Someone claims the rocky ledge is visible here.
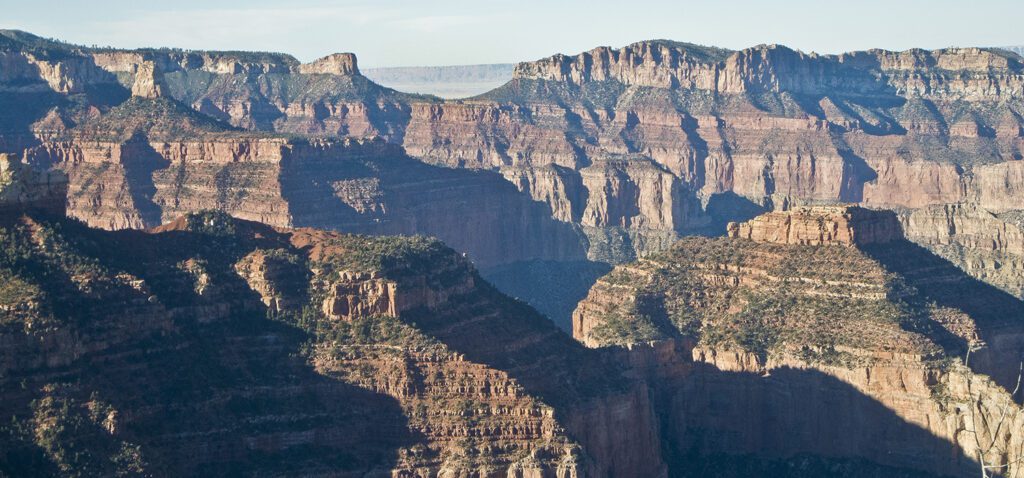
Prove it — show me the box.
[726,205,902,246]
[297,52,360,76]
[513,40,1024,99]
[0,208,664,477]
[573,206,1024,477]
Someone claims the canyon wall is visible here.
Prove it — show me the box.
[0,210,665,476]
[573,207,1024,477]
[0,152,66,214]
[726,205,902,246]
[7,30,1024,339]
[6,30,1024,281]
[21,135,587,269]
[393,40,1024,265]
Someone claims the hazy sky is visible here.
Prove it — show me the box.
[1,0,1022,68]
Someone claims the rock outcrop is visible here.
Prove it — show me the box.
[726,205,902,246]
[902,203,1024,297]
[129,61,167,98]
[0,211,664,477]
[298,52,359,76]
[0,153,66,214]
[573,207,1024,476]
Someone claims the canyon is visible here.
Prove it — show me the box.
[5,31,1024,319]
[0,170,660,476]
[2,160,1017,476]
[3,28,1024,477]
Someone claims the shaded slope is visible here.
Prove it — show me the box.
[573,207,1024,477]
[0,210,660,476]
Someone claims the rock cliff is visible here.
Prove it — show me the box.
[6,30,1024,276]
[0,153,66,215]
[0,210,665,477]
[726,205,902,246]
[297,52,359,76]
[573,207,1024,476]
[397,41,1024,298]
[18,99,587,268]
[6,29,1024,351]
[393,40,1024,267]
[902,203,1024,297]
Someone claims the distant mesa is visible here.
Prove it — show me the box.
[1001,45,1024,57]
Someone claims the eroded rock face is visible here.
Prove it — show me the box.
[573,209,1024,476]
[23,136,588,268]
[514,42,1024,99]
[7,31,1024,279]
[129,61,167,99]
[0,212,666,476]
[902,203,1024,298]
[394,41,1024,263]
[726,205,902,246]
[0,153,67,214]
[298,53,359,76]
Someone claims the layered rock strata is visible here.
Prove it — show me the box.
[22,129,587,269]
[8,29,1024,328]
[6,31,1024,266]
[727,205,902,246]
[0,210,663,477]
[394,41,1024,262]
[0,152,66,214]
[902,203,1024,297]
[573,207,1024,477]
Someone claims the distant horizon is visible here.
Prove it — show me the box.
[6,27,1024,71]
[1,0,1022,68]
[6,28,1024,70]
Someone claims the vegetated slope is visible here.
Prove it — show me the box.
[574,206,1024,477]
[1,159,1013,476]
[0,208,671,476]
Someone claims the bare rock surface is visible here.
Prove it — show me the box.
[726,205,902,246]
[574,207,1024,476]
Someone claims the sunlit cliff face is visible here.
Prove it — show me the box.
[2,29,1024,477]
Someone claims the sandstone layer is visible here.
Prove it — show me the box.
[0,209,665,477]
[6,30,1024,293]
[573,207,1024,477]
[726,205,901,246]
[21,126,587,269]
